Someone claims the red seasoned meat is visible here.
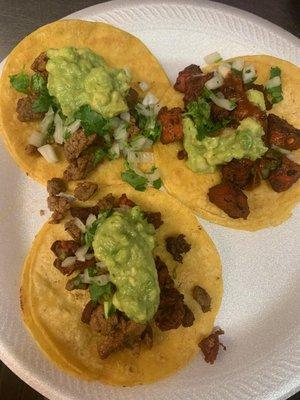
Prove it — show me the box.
[174,64,203,93]
[117,193,136,207]
[165,234,191,263]
[143,211,163,229]
[267,114,300,151]
[221,158,255,189]
[158,106,184,144]
[268,156,300,192]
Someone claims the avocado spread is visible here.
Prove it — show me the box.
[183,116,268,173]
[46,47,130,118]
[92,206,160,324]
[246,89,266,111]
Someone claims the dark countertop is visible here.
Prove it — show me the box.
[0,1,299,399]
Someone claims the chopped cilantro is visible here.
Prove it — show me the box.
[32,91,56,113]
[94,148,108,165]
[270,67,281,79]
[74,105,110,136]
[152,177,162,189]
[121,168,148,191]
[89,281,113,304]
[84,210,112,248]
[31,73,47,93]
[9,71,30,94]
[136,112,161,142]
[266,67,283,104]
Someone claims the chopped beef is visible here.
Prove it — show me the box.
[90,304,119,334]
[255,149,282,180]
[16,94,44,122]
[268,156,300,192]
[192,286,211,313]
[174,64,203,93]
[31,52,48,79]
[155,287,185,331]
[54,256,95,276]
[199,329,226,364]
[47,178,66,196]
[141,324,153,349]
[81,300,97,324]
[183,72,214,105]
[220,73,245,101]
[143,211,163,229]
[65,276,88,291]
[51,240,80,258]
[63,150,96,181]
[117,193,136,207]
[177,149,187,160]
[182,304,195,327]
[47,195,70,223]
[208,182,250,219]
[165,234,191,263]
[266,114,300,151]
[97,193,115,210]
[127,115,140,137]
[158,106,184,144]
[210,103,231,122]
[221,158,255,189]
[155,256,174,289]
[74,181,98,201]
[25,144,39,155]
[245,83,272,110]
[70,205,100,223]
[64,219,82,242]
[64,129,97,162]
[126,87,139,110]
[233,97,266,127]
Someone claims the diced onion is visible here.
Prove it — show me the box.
[58,192,76,202]
[204,51,222,65]
[74,217,86,233]
[75,244,89,262]
[266,76,281,89]
[137,152,154,163]
[123,67,131,78]
[120,112,131,122]
[109,142,120,159]
[231,59,244,71]
[131,136,153,151]
[61,256,76,268]
[40,106,54,134]
[53,113,64,144]
[85,253,94,260]
[139,81,149,91]
[110,117,122,129]
[242,64,256,84]
[210,93,236,111]
[114,124,128,142]
[205,74,224,90]
[142,92,159,106]
[123,147,138,164]
[135,103,153,117]
[65,119,81,135]
[96,261,107,270]
[28,131,45,147]
[37,144,58,163]
[147,168,160,183]
[271,144,291,155]
[86,214,97,227]
[92,274,110,285]
[218,63,231,78]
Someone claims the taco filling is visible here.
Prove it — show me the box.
[158,56,300,220]
[9,47,163,190]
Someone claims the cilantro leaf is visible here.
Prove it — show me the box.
[32,91,56,113]
[266,67,283,104]
[9,71,30,94]
[152,178,162,189]
[74,105,110,136]
[121,168,148,191]
[270,67,281,79]
[94,148,108,165]
[89,281,113,304]
[31,73,47,93]
[84,210,112,248]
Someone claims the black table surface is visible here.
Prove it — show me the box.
[0,0,299,399]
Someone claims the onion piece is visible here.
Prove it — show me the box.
[218,63,231,78]
[135,103,154,117]
[109,142,120,159]
[130,136,153,151]
[28,131,45,147]
[86,214,97,227]
[53,113,64,144]
[204,51,222,65]
[124,147,138,164]
[114,123,128,142]
[205,74,224,90]
[271,144,291,155]
[61,256,76,268]
[242,64,256,84]
[231,59,244,71]
[139,81,149,91]
[120,112,130,122]
[37,144,58,163]
[96,261,108,270]
[85,253,94,260]
[208,91,236,111]
[58,192,76,202]
[142,92,159,106]
[147,168,160,183]
[266,76,281,89]
[137,152,154,163]
[74,217,86,233]
[40,106,54,134]
[92,274,110,285]
[75,244,89,262]
[65,119,81,135]
[110,117,122,129]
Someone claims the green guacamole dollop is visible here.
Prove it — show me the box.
[92,206,160,324]
[183,117,268,173]
[46,47,130,118]
[246,89,266,111]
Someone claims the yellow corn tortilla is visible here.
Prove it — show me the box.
[0,19,171,186]
[20,184,222,386]
[154,55,300,230]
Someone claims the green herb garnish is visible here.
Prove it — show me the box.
[74,105,110,136]
[121,168,148,191]
[9,71,30,94]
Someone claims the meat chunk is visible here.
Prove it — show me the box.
[16,94,44,122]
[192,286,211,313]
[54,257,95,276]
[221,158,255,189]
[174,64,203,93]
[31,52,48,79]
[81,300,97,324]
[143,211,163,229]
[233,98,266,127]
[97,193,115,211]
[126,87,139,110]
[183,72,213,105]
[65,275,88,291]
[25,144,39,155]
[177,149,187,160]
[158,106,184,144]
[199,329,226,364]
[64,129,97,162]
[74,181,98,201]
[90,304,119,335]
[155,256,174,290]
[63,150,96,181]
[268,156,300,192]
[70,205,100,223]
[51,240,80,259]
[208,182,250,219]
[117,193,136,208]
[220,73,245,101]
[127,115,140,137]
[141,324,153,349]
[64,219,82,242]
[165,234,191,263]
[47,178,66,196]
[182,304,195,327]
[210,103,231,122]
[155,287,185,331]
[47,195,71,223]
[267,114,300,151]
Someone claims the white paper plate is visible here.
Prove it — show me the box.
[0,1,299,399]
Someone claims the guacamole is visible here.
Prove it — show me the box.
[246,89,266,111]
[92,206,160,324]
[183,117,268,173]
[46,47,130,118]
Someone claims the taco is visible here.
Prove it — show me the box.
[20,185,223,385]
[154,55,300,230]
[0,20,171,190]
